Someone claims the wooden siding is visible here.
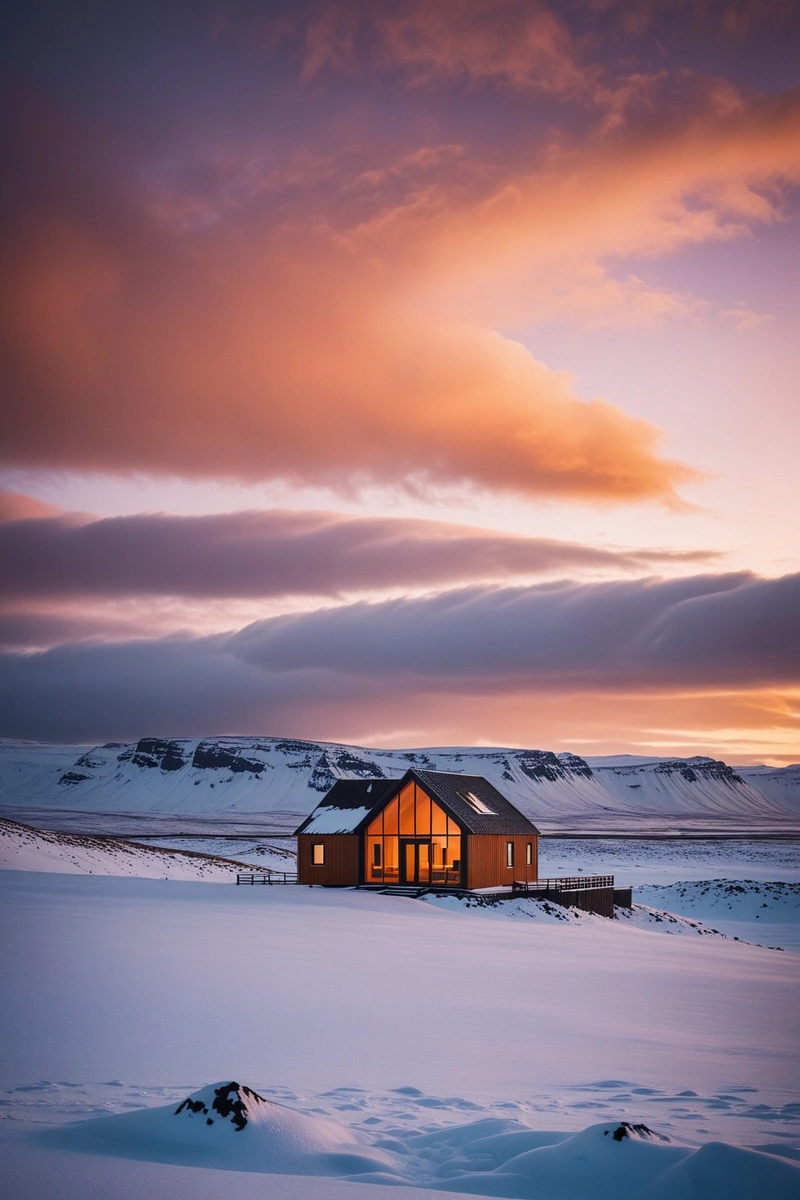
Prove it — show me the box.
[466,834,538,890]
[556,886,614,919]
[297,834,359,886]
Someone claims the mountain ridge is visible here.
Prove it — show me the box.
[0,735,797,833]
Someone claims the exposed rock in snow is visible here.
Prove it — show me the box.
[433,1117,800,1199]
[422,891,766,944]
[42,1087,800,1198]
[1,737,797,832]
[49,1080,399,1178]
[636,879,800,925]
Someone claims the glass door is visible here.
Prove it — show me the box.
[400,840,431,884]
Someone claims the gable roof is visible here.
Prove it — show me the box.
[295,778,397,834]
[412,770,539,835]
[295,770,539,836]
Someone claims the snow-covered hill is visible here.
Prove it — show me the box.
[0,736,797,833]
[581,754,798,820]
[737,762,800,810]
[0,817,265,879]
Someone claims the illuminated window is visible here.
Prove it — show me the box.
[367,811,382,837]
[506,841,514,868]
[312,843,325,866]
[364,786,464,886]
[399,783,415,834]
[383,796,399,835]
[526,843,532,865]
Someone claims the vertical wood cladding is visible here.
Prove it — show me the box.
[298,831,539,889]
[297,834,359,885]
[556,886,614,919]
[467,834,538,890]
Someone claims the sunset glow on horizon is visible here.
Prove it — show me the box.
[1,0,798,762]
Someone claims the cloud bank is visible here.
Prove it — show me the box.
[0,506,715,603]
[1,572,796,742]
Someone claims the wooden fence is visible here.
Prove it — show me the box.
[236,871,298,885]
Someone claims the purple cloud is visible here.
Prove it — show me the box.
[0,572,796,741]
[0,509,714,601]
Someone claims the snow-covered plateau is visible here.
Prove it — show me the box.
[1,735,798,833]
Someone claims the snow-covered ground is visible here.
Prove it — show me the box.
[424,890,777,944]
[538,835,800,885]
[2,742,799,1198]
[633,880,800,953]
[5,1080,795,1200]
[0,817,266,880]
[1,870,799,1198]
[139,835,297,870]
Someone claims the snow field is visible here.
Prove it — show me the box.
[538,836,800,885]
[21,1081,798,1199]
[2,819,799,1197]
[1,873,798,1143]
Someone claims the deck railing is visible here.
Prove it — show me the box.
[513,874,613,893]
[236,871,298,885]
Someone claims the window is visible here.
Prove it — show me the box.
[506,841,514,868]
[365,785,463,886]
[459,789,496,815]
[312,843,325,866]
[526,842,532,866]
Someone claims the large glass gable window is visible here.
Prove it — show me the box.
[366,783,462,886]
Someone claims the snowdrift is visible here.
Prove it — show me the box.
[44,1085,800,1199]
[0,736,797,831]
[434,1119,800,1199]
[45,1081,399,1179]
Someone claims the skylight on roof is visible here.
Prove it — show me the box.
[460,790,496,815]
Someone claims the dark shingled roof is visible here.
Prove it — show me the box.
[295,778,397,834]
[411,770,540,835]
[295,770,539,836]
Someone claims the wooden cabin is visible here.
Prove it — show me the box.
[295,769,539,890]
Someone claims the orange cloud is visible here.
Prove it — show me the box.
[0,96,695,503]
[401,88,800,329]
[0,490,61,522]
[2,79,799,501]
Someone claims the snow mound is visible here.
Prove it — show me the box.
[434,1118,800,1199]
[0,817,258,880]
[48,1080,399,1178]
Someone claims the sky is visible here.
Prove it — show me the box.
[0,0,798,762]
